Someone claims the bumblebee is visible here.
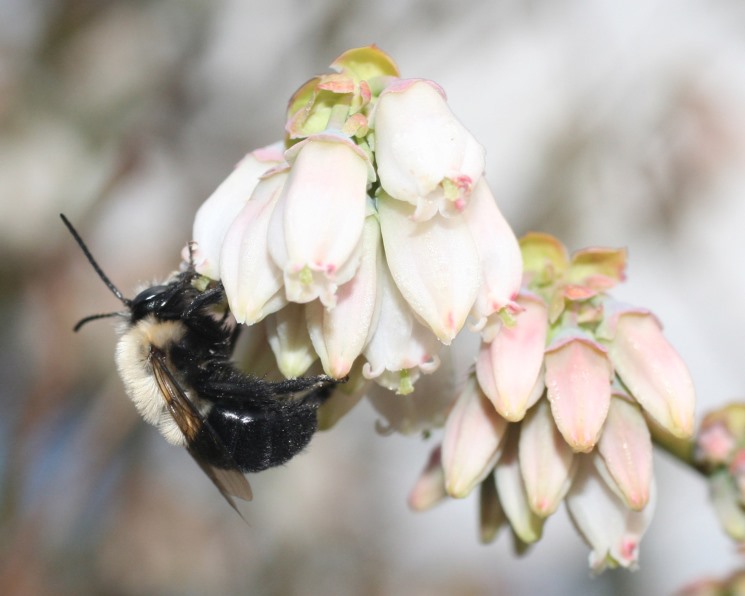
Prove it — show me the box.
[61,214,338,513]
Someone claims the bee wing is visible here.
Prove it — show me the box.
[150,350,253,514]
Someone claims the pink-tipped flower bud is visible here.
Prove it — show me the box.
[601,306,696,439]
[372,79,485,221]
[597,396,653,511]
[377,192,481,345]
[268,133,373,308]
[518,399,577,517]
[442,376,508,499]
[545,334,613,453]
[476,293,548,422]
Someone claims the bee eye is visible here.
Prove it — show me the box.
[132,285,169,305]
[130,285,170,318]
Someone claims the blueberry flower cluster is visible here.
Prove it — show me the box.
[190,46,697,571]
[191,46,521,397]
[409,234,696,571]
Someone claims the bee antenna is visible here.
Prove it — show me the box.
[60,214,131,307]
[73,311,125,332]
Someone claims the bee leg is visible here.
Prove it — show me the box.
[299,383,335,407]
[183,285,226,318]
[267,375,338,397]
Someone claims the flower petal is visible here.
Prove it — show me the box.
[463,179,522,329]
[372,79,485,220]
[268,134,370,307]
[476,294,548,421]
[597,397,652,511]
[378,192,481,344]
[362,258,441,394]
[545,336,613,453]
[604,309,695,439]
[518,399,577,517]
[408,444,447,512]
[366,349,456,435]
[494,428,545,544]
[442,376,508,498]
[306,214,382,378]
[566,455,656,572]
[220,168,287,325]
[265,302,317,378]
[192,143,284,279]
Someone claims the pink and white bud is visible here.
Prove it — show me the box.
[696,404,745,467]
[463,179,522,332]
[377,192,481,345]
[495,429,545,544]
[219,168,288,325]
[545,334,613,453]
[268,133,373,307]
[192,143,285,279]
[597,396,652,511]
[408,444,448,511]
[372,79,485,221]
[697,422,737,467]
[442,376,508,498]
[518,399,577,517]
[363,250,442,394]
[265,303,317,378]
[566,455,656,572]
[602,308,696,439]
[307,214,382,378]
[476,294,548,422]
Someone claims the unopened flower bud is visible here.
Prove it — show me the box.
[408,444,447,511]
[307,213,382,378]
[372,79,485,221]
[597,396,652,511]
[495,428,545,544]
[463,179,522,332]
[265,302,317,378]
[220,167,288,325]
[442,376,508,499]
[193,143,285,279]
[476,294,547,421]
[377,192,481,345]
[545,334,613,453]
[601,307,695,439]
[268,133,373,307]
[518,399,577,517]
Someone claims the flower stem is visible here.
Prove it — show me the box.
[327,102,351,132]
[648,417,704,475]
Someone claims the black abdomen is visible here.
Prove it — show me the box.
[193,398,322,473]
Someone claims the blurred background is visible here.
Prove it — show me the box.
[2,0,745,594]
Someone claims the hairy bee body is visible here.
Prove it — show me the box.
[115,269,335,474]
[61,214,338,509]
